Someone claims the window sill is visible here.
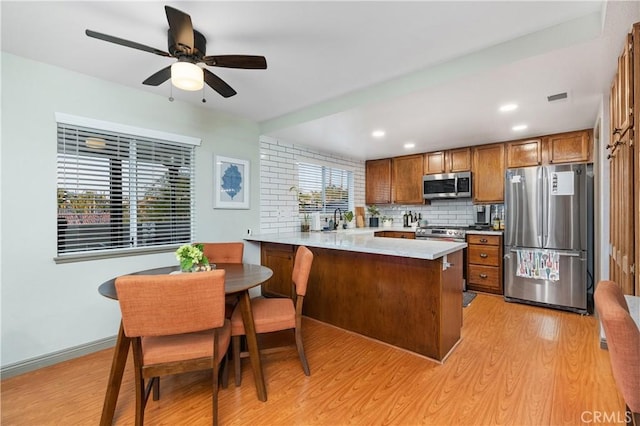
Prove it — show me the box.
[54,245,180,264]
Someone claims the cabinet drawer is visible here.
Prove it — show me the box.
[467,245,500,266]
[467,265,501,289]
[467,234,500,246]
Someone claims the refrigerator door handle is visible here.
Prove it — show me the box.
[508,248,582,257]
[538,166,544,247]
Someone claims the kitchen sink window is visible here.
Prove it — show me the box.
[296,161,353,213]
[55,114,199,262]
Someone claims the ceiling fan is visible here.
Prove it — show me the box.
[85,5,267,98]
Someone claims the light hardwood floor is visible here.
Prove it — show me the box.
[1,294,625,425]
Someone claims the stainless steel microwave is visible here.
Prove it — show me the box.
[423,171,472,199]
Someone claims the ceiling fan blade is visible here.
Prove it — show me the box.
[142,66,172,86]
[85,29,171,57]
[204,69,237,98]
[165,6,194,54]
[203,55,267,69]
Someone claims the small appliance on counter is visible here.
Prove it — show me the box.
[310,212,322,231]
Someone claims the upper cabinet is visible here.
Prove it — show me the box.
[506,139,542,168]
[612,33,633,137]
[543,129,592,164]
[424,148,471,174]
[472,143,505,204]
[365,158,392,204]
[393,154,424,204]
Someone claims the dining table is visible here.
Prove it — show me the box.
[98,263,273,426]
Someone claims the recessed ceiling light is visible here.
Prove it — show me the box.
[372,130,385,138]
[499,103,518,112]
[403,142,415,149]
[512,124,528,131]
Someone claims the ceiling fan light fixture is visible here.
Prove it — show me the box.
[171,62,204,91]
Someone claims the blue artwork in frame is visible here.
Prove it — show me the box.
[214,155,249,209]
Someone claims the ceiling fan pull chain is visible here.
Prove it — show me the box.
[169,84,174,102]
[202,85,206,103]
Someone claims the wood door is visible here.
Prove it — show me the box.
[424,152,446,174]
[448,148,471,172]
[634,22,639,296]
[393,154,424,204]
[365,158,392,204]
[546,130,592,164]
[615,34,633,136]
[260,243,294,298]
[506,139,541,168]
[472,143,505,203]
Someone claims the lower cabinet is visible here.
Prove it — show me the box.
[260,243,294,298]
[466,234,503,294]
[374,231,416,239]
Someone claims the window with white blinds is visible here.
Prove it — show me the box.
[56,122,195,258]
[297,162,353,213]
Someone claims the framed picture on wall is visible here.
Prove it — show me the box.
[213,155,250,209]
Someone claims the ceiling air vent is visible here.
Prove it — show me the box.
[547,92,568,102]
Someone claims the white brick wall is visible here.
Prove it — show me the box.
[259,137,365,234]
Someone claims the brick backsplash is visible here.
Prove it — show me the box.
[259,137,365,234]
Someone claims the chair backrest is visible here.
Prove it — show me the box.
[198,242,244,264]
[292,246,313,297]
[594,280,640,413]
[115,270,226,338]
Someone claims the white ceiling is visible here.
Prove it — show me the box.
[2,1,637,160]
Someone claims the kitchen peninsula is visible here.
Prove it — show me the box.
[245,230,466,361]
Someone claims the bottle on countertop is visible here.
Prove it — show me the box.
[403,211,409,228]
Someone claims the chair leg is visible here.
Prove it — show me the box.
[233,335,242,386]
[134,372,145,426]
[220,351,229,389]
[152,377,160,401]
[295,327,310,376]
[213,357,219,426]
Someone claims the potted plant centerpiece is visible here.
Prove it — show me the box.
[382,216,393,228]
[367,205,380,227]
[344,210,355,229]
[175,243,213,272]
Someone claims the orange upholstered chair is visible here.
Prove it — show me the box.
[198,242,245,317]
[230,245,313,386]
[199,242,244,264]
[115,270,230,426]
[594,280,640,425]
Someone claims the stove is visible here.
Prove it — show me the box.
[414,224,491,241]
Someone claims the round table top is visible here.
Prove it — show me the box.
[98,263,273,300]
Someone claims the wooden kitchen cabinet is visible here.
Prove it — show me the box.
[466,234,503,294]
[472,143,505,203]
[393,154,424,204]
[543,129,592,164]
[365,158,392,204]
[613,33,633,136]
[260,243,294,298]
[424,148,471,174]
[374,231,415,239]
[506,139,542,168]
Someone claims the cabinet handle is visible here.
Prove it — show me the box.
[480,253,488,258]
[479,274,488,279]
[479,238,488,243]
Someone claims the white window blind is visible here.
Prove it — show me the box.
[297,162,353,213]
[56,122,195,258]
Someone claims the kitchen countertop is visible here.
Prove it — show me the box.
[466,229,503,236]
[245,229,467,260]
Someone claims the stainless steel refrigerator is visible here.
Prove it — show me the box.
[504,163,592,314]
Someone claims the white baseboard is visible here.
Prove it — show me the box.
[1,336,117,379]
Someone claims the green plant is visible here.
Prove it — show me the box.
[367,205,380,217]
[344,210,354,222]
[175,243,209,272]
[382,216,393,222]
